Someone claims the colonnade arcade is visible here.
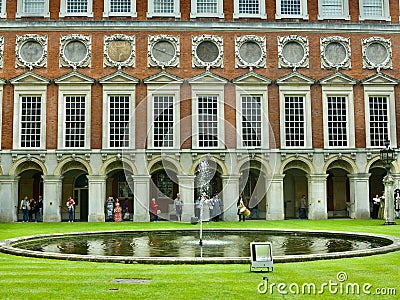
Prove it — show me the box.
[0,151,397,222]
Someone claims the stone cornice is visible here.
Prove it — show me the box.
[1,20,400,34]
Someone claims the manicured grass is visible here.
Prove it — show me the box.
[0,220,399,299]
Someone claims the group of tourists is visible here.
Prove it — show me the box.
[195,193,223,222]
[19,195,43,222]
[372,190,400,219]
[105,197,130,222]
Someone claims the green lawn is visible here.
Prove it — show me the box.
[0,220,399,299]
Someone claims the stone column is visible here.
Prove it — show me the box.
[221,175,240,221]
[0,176,19,222]
[177,175,195,222]
[383,174,396,225]
[87,175,107,222]
[307,174,328,220]
[266,174,285,220]
[132,175,151,222]
[42,175,63,222]
[348,173,371,219]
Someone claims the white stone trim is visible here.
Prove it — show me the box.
[190,0,224,18]
[235,85,269,150]
[147,0,181,18]
[235,35,266,69]
[359,0,390,21]
[15,34,48,69]
[103,0,137,17]
[146,84,181,150]
[13,84,47,150]
[59,0,93,18]
[321,85,355,149]
[16,0,50,18]
[191,83,225,149]
[320,36,351,70]
[279,84,312,149]
[148,34,180,68]
[0,0,6,18]
[59,34,91,69]
[57,84,92,149]
[102,85,136,150]
[362,37,392,70]
[192,34,224,69]
[318,0,349,20]
[0,36,4,68]
[275,0,308,20]
[278,35,309,69]
[364,85,397,149]
[233,0,266,19]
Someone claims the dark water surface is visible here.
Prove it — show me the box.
[15,230,391,258]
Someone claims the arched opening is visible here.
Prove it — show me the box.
[327,168,350,218]
[369,161,386,218]
[239,160,267,219]
[150,161,179,221]
[283,168,308,219]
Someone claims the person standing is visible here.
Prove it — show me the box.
[249,195,260,219]
[67,196,75,222]
[28,199,35,222]
[395,189,400,219]
[194,197,201,219]
[378,191,385,219]
[20,196,30,222]
[105,197,114,222]
[372,194,380,219]
[114,203,122,222]
[174,193,184,221]
[37,196,43,222]
[237,194,246,222]
[150,198,159,222]
[299,195,308,219]
[211,194,223,222]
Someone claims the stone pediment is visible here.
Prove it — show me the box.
[276,71,315,85]
[188,71,228,85]
[99,71,139,85]
[232,71,272,85]
[54,71,95,85]
[10,71,50,85]
[143,70,183,84]
[319,72,357,85]
[361,72,398,85]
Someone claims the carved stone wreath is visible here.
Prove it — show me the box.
[278,35,309,69]
[362,37,392,71]
[320,36,351,70]
[148,34,180,68]
[0,36,4,69]
[192,34,223,69]
[16,34,48,69]
[235,35,266,69]
[104,34,135,69]
[60,34,91,69]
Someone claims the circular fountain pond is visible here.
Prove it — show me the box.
[1,229,399,264]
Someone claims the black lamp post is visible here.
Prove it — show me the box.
[380,140,397,225]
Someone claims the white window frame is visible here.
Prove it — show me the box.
[16,0,50,18]
[279,85,312,149]
[147,84,180,149]
[103,0,137,17]
[233,0,266,19]
[147,0,181,18]
[359,0,390,21]
[13,85,47,150]
[0,0,7,18]
[276,0,308,20]
[322,85,355,149]
[318,0,349,20]
[192,86,224,150]
[190,0,224,18]
[57,85,91,149]
[364,86,396,148]
[102,85,135,149]
[59,0,93,17]
[235,86,269,149]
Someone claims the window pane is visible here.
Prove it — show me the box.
[363,0,383,17]
[284,96,305,147]
[110,0,131,13]
[197,0,217,13]
[154,96,174,148]
[20,96,41,148]
[281,0,301,15]
[239,0,259,14]
[327,96,347,147]
[198,96,218,147]
[321,0,343,16]
[65,96,86,148]
[241,96,261,147]
[369,96,388,147]
[109,95,130,148]
[67,0,88,13]
[24,0,45,14]
[154,0,174,13]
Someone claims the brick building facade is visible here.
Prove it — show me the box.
[0,0,399,222]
